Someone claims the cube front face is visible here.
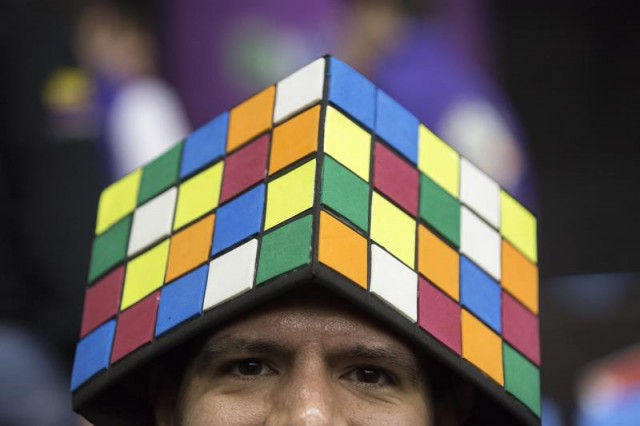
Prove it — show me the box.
[73,56,541,422]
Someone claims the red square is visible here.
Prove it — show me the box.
[111,292,160,363]
[418,277,461,354]
[502,292,540,365]
[373,142,419,216]
[220,134,269,203]
[80,266,124,337]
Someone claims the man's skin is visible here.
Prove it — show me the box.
[155,290,434,425]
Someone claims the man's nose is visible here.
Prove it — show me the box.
[266,359,346,426]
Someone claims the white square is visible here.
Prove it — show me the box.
[203,239,258,310]
[370,244,418,322]
[127,187,177,256]
[460,206,501,280]
[273,58,325,124]
[460,158,500,228]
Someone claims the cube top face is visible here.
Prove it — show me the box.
[75,56,540,424]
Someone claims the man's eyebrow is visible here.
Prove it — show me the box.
[192,336,288,373]
[328,344,423,386]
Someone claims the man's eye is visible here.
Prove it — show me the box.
[229,359,274,377]
[345,367,395,387]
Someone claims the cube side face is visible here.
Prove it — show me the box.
[74,56,540,425]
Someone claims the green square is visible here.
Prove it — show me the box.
[504,343,541,417]
[257,215,313,284]
[88,216,132,283]
[138,143,183,205]
[321,156,370,232]
[419,174,460,247]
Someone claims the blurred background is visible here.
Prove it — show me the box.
[0,0,638,424]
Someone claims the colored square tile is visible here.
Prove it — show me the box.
[371,192,416,268]
[503,343,541,416]
[273,57,325,123]
[80,267,124,338]
[328,57,375,130]
[256,215,313,284]
[500,191,537,263]
[461,309,504,386]
[111,292,159,363]
[418,125,460,198]
[375,89,418,164]
[88,216,131,283]
[460,158,500,228]
[204,239,258,310]
[173,161,224,231]
[324,106,371,182]
[460,206,501,280]
[502,292,540,365]
[319,211,368,289]
[212,184,265,255]
[419,174,460,247]
[95,169,141,235]
[156,265,208,337]
[460,256,501,333]
[220,134,269,203]
[227,86,275,153]
[138,143,182,205]
[270,105,320,175]
[373,141,419,216]
[121,240,170,310]
[418,277,461,354]
[418,225,459,301]
[128,188,177,256]
[165,214,215,283]
[180,112,228,179]
[502,240,539,314]
[370,244,418,322]
[70,320,116,391]
[264,160,315,230]
[321,155,370,232]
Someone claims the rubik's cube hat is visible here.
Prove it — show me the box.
[72,55,541,425]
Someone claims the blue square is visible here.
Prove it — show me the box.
[460,256,502,333]
[180,112,229,178]
[328,58,376,130]
[70,320,116,391]
[211,184,265,255]
[156,265,208,337]
[375,90,419,164]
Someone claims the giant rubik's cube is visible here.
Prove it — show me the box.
[72,56,540,424]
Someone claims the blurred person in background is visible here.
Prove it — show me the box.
[75,0,190,182]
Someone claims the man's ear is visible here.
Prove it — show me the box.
[433,380,475,426]
[153,390,177,426]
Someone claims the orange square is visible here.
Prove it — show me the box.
[227,86,275,153]
[269,105,320,174]
[318,210,368,289]
[502,240,538,314]
[418,225,459,300]
[461,310,504,385]
[165,214,215,283]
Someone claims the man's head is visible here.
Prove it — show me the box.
[154,287,437,425]
[71,55,540,425]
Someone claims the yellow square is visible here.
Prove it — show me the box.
[370,192,416,267]
[324,106,371,182]
[264,160,316,230]
[121,240,170,310]
[96,169,141,235]
[173,162,224,230]
[500,191,537,263]
[461,310,504,385]
[418,125,459,198]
